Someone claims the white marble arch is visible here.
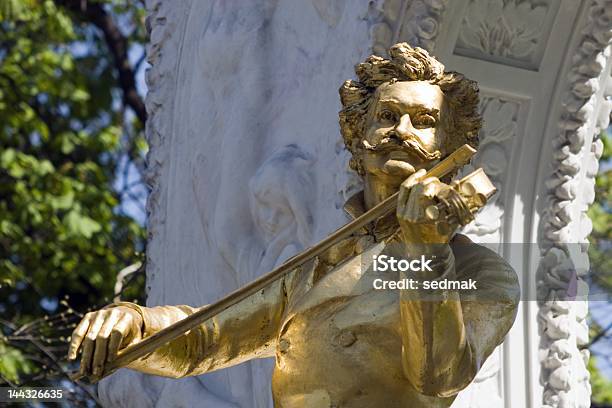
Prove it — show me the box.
[100,0,612,407]
[370,0,611,407]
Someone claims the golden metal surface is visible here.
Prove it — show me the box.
[68,43,519,408]
[425,168,497,231]
[68,144,475,383]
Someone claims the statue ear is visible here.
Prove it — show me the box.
[440,122,461,160]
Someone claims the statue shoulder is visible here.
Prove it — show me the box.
[451,236,520,302]
[451,235,507,268]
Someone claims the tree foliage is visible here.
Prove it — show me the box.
[588,129,612,406]
[588,131,611,292]
[0,0,147,394]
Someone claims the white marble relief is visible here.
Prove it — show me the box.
[245,144,316,408]
[460,96,520,243]
[455,0,557,70]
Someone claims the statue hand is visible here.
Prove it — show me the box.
[396,169,456,245]
[68,306,143,378]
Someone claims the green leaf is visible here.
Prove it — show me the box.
[0,341,33,383]
[0,148,16,166]
[0,0,147,390]
[589,356,612,403]
[64,209,102,238]
[50,189,75,210]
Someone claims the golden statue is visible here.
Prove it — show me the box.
[68,43,519,408]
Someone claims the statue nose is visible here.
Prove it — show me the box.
[394,114,414,141]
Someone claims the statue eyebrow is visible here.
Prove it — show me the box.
[377,99,440,118]
[377,98,401,107]
[419,108,440,118]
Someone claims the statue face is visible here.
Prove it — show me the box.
[360,81,448,185]
[252,189,294,242]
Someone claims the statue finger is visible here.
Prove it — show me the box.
[421,177,443,199]
[400,169,427,191]
[401,183,426,222]
[92,309,121,377]
[107,328,122,363]
[117,313,139,349]
[107,313,134,363]
[80,311,107,376]
[398,169,426,213]
[420,176,441,186]
[68,313,93,361]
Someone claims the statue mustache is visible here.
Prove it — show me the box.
[361,131,442,161]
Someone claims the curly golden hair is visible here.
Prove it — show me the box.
[339,43,482,173]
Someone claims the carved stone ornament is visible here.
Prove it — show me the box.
[460,96,520,243]
[455,0,558,70]
[538,1,612,407]
[368,0,450,55]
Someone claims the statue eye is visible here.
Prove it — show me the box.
[413,114,436,128]
[379,110,397,124]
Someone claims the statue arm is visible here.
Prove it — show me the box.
[395,170,519,397]
[398,244,519,397]
[117,272,291,378]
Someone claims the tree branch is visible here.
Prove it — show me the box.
[589,320,612,347]
[55,0,147,125]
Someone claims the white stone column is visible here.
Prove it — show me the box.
[538,1,612,406]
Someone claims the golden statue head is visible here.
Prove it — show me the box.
[339,43,482,178]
